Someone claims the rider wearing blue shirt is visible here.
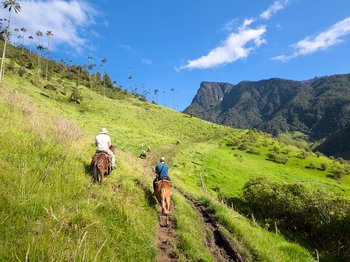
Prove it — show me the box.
[153,157,170,194]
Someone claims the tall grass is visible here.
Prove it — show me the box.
[0,89,158,261]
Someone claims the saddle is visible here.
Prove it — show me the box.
[155,178,171,184]
[91,151,112,167]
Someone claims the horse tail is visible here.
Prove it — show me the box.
[92,164,98,183]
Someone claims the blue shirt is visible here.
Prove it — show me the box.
[155,163,169,179]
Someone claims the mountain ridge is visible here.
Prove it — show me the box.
[185,73,350,157]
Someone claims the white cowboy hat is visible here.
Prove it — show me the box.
[100,128,108,134]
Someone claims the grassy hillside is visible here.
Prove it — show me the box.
[2,44,349,261]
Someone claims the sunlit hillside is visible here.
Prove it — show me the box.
[1,42,350,261]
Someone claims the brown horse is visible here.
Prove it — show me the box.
[154,179,171,226]
[91,145,116,185]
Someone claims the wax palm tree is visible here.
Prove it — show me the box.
[101,58,107,97]
[28,35,33,53]
[87,54,93,88]
[36,30,43,76]
[45,30,53,81]
[154,89,159,103]
[13,27,19,45]
[0,0,21,82]
[20,27,26,54]
[17,34,22,47]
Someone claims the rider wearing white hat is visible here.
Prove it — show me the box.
[95,128,116,169]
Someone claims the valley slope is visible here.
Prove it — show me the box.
[185,75,350,158]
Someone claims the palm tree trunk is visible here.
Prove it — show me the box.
[45,37,50,81]
[0,39,8,82]
[37,54,40,76]
[0,11,12,82]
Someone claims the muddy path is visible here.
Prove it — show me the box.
[137,152,245,261]
[136,155,179,261]
[180,191,246,262]
[156,206,178,262]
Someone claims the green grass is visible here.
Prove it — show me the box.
[0,87,158,261]
[171,192,215,261]
[1,46,349,261]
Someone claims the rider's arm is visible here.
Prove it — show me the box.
[107,135,111,147]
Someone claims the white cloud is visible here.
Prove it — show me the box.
[141,58,152,65]
[181,24,266,70]
[240,18,255,30]
[260,0,289,20]
[273,17,350,61]
[11,0,97,51]
[222,19,237,32]
[119,44,132,51]
[178,1,293,70]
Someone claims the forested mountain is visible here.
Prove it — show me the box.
[185,74,350,157]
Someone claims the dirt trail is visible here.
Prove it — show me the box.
[181,192,245,262]
[139,152,243,261]
[137,154,178,261]
[156,213,177,262]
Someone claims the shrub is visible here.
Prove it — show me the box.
[30,78,42,87]
[329,167,348,179]
[69,87,83,104]
[233,153,243,162]
[315,151,323,158]
[296,150,308,159]
[243,178,350,259]
[44,84,57,91]
[246,147,261,155]
[17,68,26,77]
[266,153,288,164]
[307,163,317,169]
[320,162,328,171]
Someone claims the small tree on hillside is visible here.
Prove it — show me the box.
[187,109,196,118]
[103,72,113,88]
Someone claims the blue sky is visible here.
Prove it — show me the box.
[9,0,350,110]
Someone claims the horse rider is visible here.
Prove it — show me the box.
[153,157,170,194]
[140,144,147,159]
[95,128,116,170]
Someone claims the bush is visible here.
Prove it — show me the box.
[30,78,42,87]
[266,153,288,164]
[320,162,328,171]
[307,163,316,169]
[69,87,83,104]
[44,84,57,91]
[17,68,26,77]
[243,178,350,259]
[246,147,261,155]
[329,167,349,179]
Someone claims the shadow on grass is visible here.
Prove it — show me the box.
[84,163,92,176]
[134,179,158,207]
[225,197,252,215]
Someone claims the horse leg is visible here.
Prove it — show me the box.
[161,189,168,215]
[92,165,98,183]
[99,172,103,186]
[97,165,104,186]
